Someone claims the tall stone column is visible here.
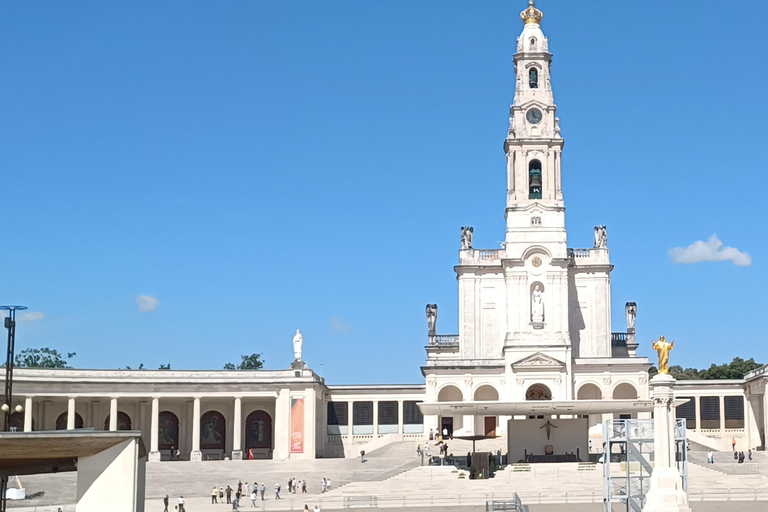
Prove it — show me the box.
[232,397,243,460]
[397,400,404,434]
[149,398,161,462]
[643,374,691,512]
[23,397,33,432]
[67,397,76,430]
[303,388,316,459]
[273,389,291,460]
[191,397,202,461]
[109,398,118,431]
[372,400,379,436]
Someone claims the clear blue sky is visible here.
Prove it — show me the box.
[1,1,765,383]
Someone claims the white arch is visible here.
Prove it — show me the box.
[525,383,552,401]
[612,382,639,399]
[521,245,553,261]
[473,384,500,401]
[437,384,464,402]
[577,382,603,400]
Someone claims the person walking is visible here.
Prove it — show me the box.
[275,483,281,500]
[416,444,421,457]
[287,478,292,494]
[360,450,366,463]
[163,495,169,512]
[749,449,753,461]
[250,490,256,507]
[304,506,310,512]
[235,489,241,509]
[244,482,249,497]
[212,486,219,504]
[321,478,327,493]
[707,450,714,464]
[732,437,737,452]
[226,485,233,504]
[178,496,185,512]
[260,483,265,501]
[302,480,307,493]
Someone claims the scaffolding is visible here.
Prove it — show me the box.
[602,418,688,512]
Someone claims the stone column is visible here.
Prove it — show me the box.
[719,395,726,437]
[397,400,404,434]
[109,398,118,431]
[347,401,354,437]
[273,389,291,460]
[643,374,691,512]
[232,397,243,460]
[67,397,76,429]
[372,400,379,436]
[694,396,701,433]
[191,397,202,461]
[23,397,33,432]
[149,398,161,462]
[303,388,316,459]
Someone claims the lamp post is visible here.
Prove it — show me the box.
[1,305,26,512]
[1,305,27,432]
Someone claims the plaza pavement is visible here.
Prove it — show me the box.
[8,442,768,511]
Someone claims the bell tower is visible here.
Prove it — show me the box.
[504,1,566,260]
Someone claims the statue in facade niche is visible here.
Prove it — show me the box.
[625,302,637,330]
[554,117,561,138]
[426,304,438,337]
[293,329,303,361]
[460,226,473,249]
[652,335,674,375]
[531,285,544,322]
[594,225,607,248]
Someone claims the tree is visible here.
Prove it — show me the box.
[224,353,264,370]
[647,357,762,380]
[14,348,76,368]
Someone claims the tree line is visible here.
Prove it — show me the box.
[649,357,763,380]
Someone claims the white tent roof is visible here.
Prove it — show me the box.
[417,399,685,416]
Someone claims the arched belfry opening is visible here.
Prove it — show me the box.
[529,67,538,88]
[529,160,542,199]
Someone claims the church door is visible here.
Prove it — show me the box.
[484,416,496,437]
[440,417,453,437]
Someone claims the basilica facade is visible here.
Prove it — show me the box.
[2,2,766,461]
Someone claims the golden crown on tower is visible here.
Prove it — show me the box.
[520,0,543,25]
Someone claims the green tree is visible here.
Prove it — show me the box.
[648,357,762,380]
[14,348,76,368]
[224,353,264,370]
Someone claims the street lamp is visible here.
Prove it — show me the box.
[1,305,27,432]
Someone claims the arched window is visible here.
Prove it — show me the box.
[529,160,542,199]
[529,68,538,89]
[437,385,463,402]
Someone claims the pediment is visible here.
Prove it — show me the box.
[512,352,565,369]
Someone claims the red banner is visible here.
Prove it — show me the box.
[290,398,304,453]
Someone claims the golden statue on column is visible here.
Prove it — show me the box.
[652,335,674,374]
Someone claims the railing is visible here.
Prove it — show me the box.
[434,334,459,344]
[744,363,768,380]
[611,332,627,347]
[478,249,501,260]
[568,248,591,258]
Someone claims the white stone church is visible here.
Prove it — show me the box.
[3,1,767,462]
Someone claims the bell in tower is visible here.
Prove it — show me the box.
[528,160,542,199]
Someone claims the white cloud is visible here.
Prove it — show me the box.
[669,235,752,267]
[136,295,160,312]
[330,316,350,334]
[18,311,45,322]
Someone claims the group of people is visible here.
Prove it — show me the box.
[182,476,331,510]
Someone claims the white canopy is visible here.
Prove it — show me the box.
[417,399,686,417]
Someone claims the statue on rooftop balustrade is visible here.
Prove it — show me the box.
[594,225,607,248]
[460,226,473,249]
[426,304,438,337]
[625,302,637,330]
[293,329,303,362]
[652,335,674,375]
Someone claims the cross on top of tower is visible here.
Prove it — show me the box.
[520,0,544,26]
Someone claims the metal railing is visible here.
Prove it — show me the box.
[433,335,459,344]
[611,333,627,347]
[568,248,591,258]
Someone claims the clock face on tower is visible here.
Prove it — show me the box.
[526,108,543,125]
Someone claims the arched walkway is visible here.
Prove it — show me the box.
[200,411,226,450]
[56,412,84,430]
[474,385,499,401]
[158,411,179,450]
[104,411,132,430]
[577,383,603,400]
[525,384,552,401]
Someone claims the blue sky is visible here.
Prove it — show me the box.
[0,1,765,383]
